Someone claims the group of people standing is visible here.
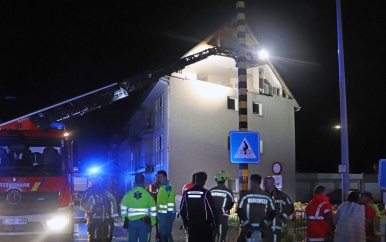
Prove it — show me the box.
[80,170,296,242]
[306,185,383,242]
[180,171,294,242]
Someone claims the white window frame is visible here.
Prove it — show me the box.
[227,96,238,111]
[252,101,263,116]
[155,95,164,126]
[228,178,239,195]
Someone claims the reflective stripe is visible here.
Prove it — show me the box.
[159,205,167,208]
[158,210,167,213]
[188,191,203,195]
[167,203,174,206]
[307,238,328,241]
[128,208,150,212]
[188,195,201,198]
[129,212,150,216]
[251,223,260,227]
[307,216,324,220]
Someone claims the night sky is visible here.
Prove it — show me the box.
[1,0,385,173]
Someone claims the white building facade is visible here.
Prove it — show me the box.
[115,26,300,200]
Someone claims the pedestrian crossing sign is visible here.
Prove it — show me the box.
[229,131,260,164]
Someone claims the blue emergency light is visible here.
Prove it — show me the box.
[50,122,65,130]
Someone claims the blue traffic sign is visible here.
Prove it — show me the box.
[378,159,386,189]
[229,131,260,164]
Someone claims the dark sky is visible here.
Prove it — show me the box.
[1,0,385,173]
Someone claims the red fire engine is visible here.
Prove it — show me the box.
[0,120,74,241]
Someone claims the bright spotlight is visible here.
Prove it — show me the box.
[334,125,341,129]
[258,49,269,60]
[89,167,99,173]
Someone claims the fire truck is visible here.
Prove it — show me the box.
[0,46,257,240]
[0,120,74,241]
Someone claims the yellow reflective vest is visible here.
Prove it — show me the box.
[120,184,157,226]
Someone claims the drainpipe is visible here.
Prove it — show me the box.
[160,78,170,174]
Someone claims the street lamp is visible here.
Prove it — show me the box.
[258,49,269,60]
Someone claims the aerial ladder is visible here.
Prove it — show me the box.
[0,47,239,130]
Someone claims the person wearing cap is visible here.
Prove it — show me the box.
[156,170,176,242]
[180,171,217,242]
[263,176,294,242]
[81,176,115,242]
[237,174,276,242]
[360,191,382,242]
[120,173,157,242]
[210,171,235,242]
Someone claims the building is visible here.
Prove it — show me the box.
[114,25,300,200]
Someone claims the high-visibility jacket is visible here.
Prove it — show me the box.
[120,184,157,226]
[157,180,176,216]
[365,200,383,238]
[266,187,294,231]
[306,194,334,241]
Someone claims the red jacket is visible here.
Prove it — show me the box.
[364,199,382,240]
[146,184,159,201]
[306,194,334,240]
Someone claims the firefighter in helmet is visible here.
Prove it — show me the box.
[81,175,114,242]
[210,171,235,242]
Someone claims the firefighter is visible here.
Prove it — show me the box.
[210,171,235,242]
[156,170,176,242]
[237,174,276,242]
[263,176,294,242]
[180,171,217,242]
[81,176,115,242]
[120,173,157,242]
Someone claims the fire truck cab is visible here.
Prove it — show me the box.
[0,121,74,241]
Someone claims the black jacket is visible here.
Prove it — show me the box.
[210,184,235,216]
[237,187,276,227]
[180,184,217,229]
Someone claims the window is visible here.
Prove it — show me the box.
[252,102,262,116]
[228,178,239,195]
[227,96,238,111]
[155,95,164,126]
[155,136,163,166]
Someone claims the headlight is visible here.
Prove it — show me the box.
[46,216,69,230]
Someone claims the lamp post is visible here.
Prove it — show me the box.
[336,0,350,202]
